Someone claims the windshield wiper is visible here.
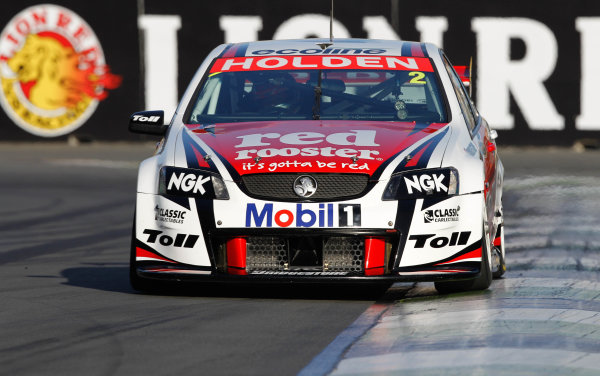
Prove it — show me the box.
[312,70,323,120]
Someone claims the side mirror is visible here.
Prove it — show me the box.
[489,129,498,141]
[453,56,474,97]
[453,65,470,88]
[129,110,168,135]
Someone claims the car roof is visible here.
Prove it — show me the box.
[218,38,432,58]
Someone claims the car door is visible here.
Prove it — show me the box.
[441,52,498,226]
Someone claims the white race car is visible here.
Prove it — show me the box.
[129,38,505,293]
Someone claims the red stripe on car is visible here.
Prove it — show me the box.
[435,247,482,266]
[136,247,176,263]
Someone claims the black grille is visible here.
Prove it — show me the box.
[246,237,288,271]
[241,173,369,200]
[244,236,364,274]
[323,237,364,273]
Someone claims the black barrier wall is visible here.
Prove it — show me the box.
[0,0,599,145]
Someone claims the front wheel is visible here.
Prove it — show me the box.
[492,223,506,279]
[434,225,492,294]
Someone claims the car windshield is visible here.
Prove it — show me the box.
[186,55,448,124]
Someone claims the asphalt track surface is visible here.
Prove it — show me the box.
[1,143,600,375]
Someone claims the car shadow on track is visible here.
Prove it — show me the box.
[61,264,133,294]
[60,265,396,301]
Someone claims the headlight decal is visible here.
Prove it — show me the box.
[159,166,229,200]
[382,167,459,200]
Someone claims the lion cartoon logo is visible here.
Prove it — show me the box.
[7,34,121,111]
[0,4,122,137]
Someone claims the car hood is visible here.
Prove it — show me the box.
[176,120,449,179]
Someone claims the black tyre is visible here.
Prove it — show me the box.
[492,223,506,279]
[434,225,492,294]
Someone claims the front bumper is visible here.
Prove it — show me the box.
[133,263,481,284]
[134,189,485,284]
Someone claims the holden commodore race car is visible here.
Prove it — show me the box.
[129,38,505,293]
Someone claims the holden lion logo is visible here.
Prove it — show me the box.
[0,5,122,137]
[293,175,317,198]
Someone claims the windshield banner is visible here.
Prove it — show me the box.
[209,56,433,73]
